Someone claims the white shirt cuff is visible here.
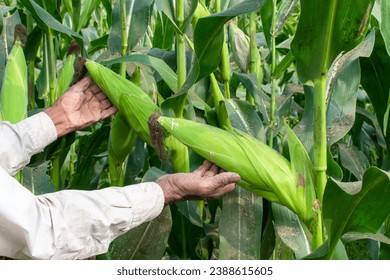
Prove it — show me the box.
[21,112,58,154]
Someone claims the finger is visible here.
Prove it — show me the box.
[204,164,220,178]
[193,160,213,177]
[76,76,93,91]
[94,91,109,102]
[101,106,118,119]
[101,98,114,110]
[212,172,240,188]
[89,83,101,94]
[84,88,95,101]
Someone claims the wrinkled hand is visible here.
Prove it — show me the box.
[156,160,240,205]
[44,76,117,137]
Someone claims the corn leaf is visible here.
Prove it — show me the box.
[361,29,390,151]
[379,0,390,57]
[19,0,83,47]
[291,0,374,83]
[103,53,178,93]
[219,187,263,260]
[108,0,153,53]
[109,207,172,260]
[323,167,390,258]
[180,0,266,93]
[272,203,311,259]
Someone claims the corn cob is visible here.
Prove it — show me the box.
[108,114,137,186]
[109,112,137,165]
[85,60,190,173]
[0,25,27,124]
[156,115,313,223]
[229,23,250,73]
[54,42,81,98]
[85,59,159,146]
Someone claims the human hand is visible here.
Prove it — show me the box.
[44,76,117,137]
[156,160,240,205]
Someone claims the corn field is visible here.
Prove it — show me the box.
[1,0,390,260]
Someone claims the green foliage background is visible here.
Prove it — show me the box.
[1,0,390,260]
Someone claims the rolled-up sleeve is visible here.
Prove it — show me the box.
[0,113,165,259]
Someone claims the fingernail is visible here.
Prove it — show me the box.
[231,173,241,181]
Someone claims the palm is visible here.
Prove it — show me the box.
[58,77,116,130]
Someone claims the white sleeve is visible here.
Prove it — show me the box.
[0,167,165,260]
[0,112,58,176]
[0,113,165,259]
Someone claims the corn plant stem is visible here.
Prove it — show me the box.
[210,73,224,114]
[175,0,189,260]
[51,154,61,191]
[247,12,257,106]
[42,0,61,189]
[175,0,187,118]
[27,13,35,110]
[109,0,135,187]
[313,78,327,202]
[309,77,327,249]
[119,0,134,77]
[2,17,8,59]
[221,33,231,99]
[46,31,56,106]
[268,0,277,147]
[215,0,221,12]
[69,143,76,176]
[249,12,258,75]
[312,209,324,250]
[215,0,230,99]
[109,157,124,186]
[120,0,127,77]
[41,1,56,105]
[177,35,186,91]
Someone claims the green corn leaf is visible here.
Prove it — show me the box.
[291,0,374,83]
[180,0,266,93]
[155,0,199,35]
[77,0,101,32]
[108,0,153,53]
[19,0,83,48]
[323,167,390,258]
[103,53,178,93]
[286,125,316,224]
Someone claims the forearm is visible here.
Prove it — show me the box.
[0,167,164,260]
[0,112,57,175]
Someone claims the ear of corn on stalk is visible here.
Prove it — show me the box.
[85,59,159,146]
[54,52,76,98]
[156,115,314,223]
[86,60,190,173]
[109,112,137,165]
[229,23,250,73]
[0,25,27,124]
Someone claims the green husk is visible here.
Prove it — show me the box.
[109,112,137,165]
[157,116,313,223]
[0,36,27,123]
[85,59,159,146]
